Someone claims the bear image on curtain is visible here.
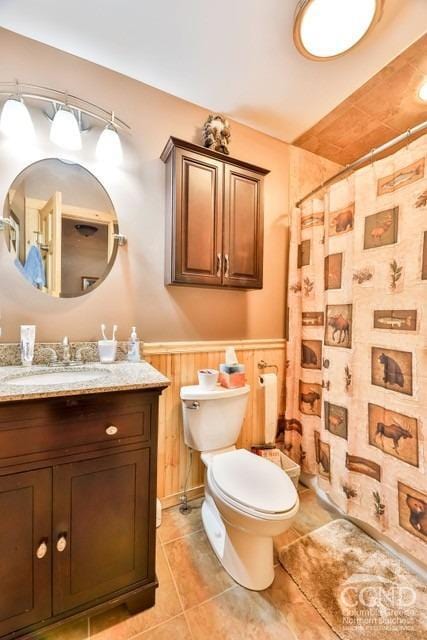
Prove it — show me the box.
[301,340,322,370]
[328,203,354,236]
[398,483,427,542]
[371,347,413,396]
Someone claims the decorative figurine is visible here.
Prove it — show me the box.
[202,114,231,154]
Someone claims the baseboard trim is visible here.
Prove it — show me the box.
[160,485,204,509]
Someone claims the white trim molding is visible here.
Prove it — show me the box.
[144,338,286,355]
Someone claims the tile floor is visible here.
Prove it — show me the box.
[40,485,341,640]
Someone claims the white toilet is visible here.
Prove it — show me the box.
[180,383,299,591]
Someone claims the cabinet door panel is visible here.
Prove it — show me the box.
[223,165,263,288]
[174,148,223,285]
[0,469,51,637]
[53,450,150,613]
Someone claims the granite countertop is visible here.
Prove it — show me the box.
[0,361,170,402]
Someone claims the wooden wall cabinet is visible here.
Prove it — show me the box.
[0,389,165,640]
[161,137,269,289]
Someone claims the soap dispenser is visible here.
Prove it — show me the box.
[127,326,141,362]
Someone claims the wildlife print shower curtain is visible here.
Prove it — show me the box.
[284,133,427,564]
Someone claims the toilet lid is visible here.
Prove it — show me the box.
[210,449,297,514]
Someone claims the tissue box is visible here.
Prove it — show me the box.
[219,371,246,388]
[219,363,246,389]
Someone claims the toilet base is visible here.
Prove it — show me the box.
[201,495,275,591]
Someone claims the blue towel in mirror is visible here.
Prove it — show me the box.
[23,245,46,288]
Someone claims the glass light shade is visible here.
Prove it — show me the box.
[50,107,82,150]
[295,0,380,60]
[0,97,35,144]
[96,125,123,165]
[418,81,427,103]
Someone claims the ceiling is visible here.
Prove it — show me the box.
[0,0,425,142]
[295,34,427,165]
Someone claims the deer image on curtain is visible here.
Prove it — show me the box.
[284,134,427,565]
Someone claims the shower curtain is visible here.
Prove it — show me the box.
[284,133,427,565]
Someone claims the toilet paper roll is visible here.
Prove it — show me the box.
[259,373,278,445]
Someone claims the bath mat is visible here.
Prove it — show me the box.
[279,519,427,640]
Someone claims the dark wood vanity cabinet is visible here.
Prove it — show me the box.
[161,137,269,289]
[0,388,164,640]
[0,469,51,638]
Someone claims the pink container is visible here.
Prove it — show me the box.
[219,371,246,389]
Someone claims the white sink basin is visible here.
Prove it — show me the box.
[5,369,108,387]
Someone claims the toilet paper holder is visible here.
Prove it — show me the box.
[257,360,278,375]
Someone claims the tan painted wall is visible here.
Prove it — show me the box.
[0,28,339,344]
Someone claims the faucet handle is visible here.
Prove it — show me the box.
[40,346,58,365]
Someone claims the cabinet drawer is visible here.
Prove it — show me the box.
[0,392,152,461]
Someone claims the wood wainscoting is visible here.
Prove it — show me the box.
[144,339,286,507]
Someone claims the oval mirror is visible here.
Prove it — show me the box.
[2,158,119,298]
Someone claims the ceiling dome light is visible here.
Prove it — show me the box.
[294,0,383,61]
[0,97,35,144]
[96,122,123,166]
[418,81,427,103]
[75,223,98,237]
[50,107,82,150]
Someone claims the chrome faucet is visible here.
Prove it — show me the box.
[43,339,86,367]
[62,336,72,365]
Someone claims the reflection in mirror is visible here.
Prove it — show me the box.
[3,159,119,298]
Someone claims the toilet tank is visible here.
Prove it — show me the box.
[180,385,250,453]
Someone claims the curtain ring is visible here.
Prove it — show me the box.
[370,148,375,167]
[405,129,411,152]
[345,163,350,182]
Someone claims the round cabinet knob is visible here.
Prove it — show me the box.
[56,535,67,553]
[106,425,118,436]
[36,540,48,559]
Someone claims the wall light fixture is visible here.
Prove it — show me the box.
[0,82,130,164]
[0,84,35,145]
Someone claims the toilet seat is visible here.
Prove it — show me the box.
[208,449,298,520]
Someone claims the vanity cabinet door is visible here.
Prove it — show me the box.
[169,147,224,286]
[223,164,264,289]
[52,449,151,614]
[0,468,51,637]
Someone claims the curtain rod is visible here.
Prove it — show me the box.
[296,119,427,208]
